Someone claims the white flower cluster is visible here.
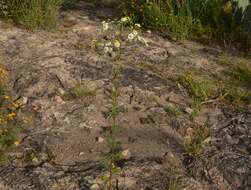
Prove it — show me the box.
[103,40,121,54]
[127,29,148,46]
[96,17,149,55]
[102,21,109,31]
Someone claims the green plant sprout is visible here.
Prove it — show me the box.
[91,16,148,189]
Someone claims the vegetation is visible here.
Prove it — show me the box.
[0,67,22,165]
[184,125,210,156]
[178,73,218,119]
[92,17,149,189]
[101,68,123,190]
[0,0,62,30]
[1,0,250,50]
[123,0,251,50]
[0,1,250,189]
[64,83,97,100]
[164,105,180,116]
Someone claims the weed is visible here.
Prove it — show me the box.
[101,68,123,190]
[167,167,182,190]
[0,151,8,166]
[92,17,148,189]
[64,83,97,100]
[0,0,62,30]
[164,105,179,116]
[122,0,251,50]
[226,64,251,87]
[222,84,251,106]
[0,66,23,165]
[184,126,210,157]
[178,73,218,119]
[217,63,251,107]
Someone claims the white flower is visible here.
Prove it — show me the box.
[135,23,141,28]
[114,40,120,48]
[106,42,112,46]
[104,46,109,53]
[128,33,135,40]
[132,30,138,36]
[104,46,113,54]
[120,17,130,23]
[102,21,109,31]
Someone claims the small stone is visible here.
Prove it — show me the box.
[185,107,193,115]
[90,183,99,190]
[32,157,39,163]
[55,95,65,104]
[58,88,65,95]
[121,149,131,160]
[89,148,94,153]
[22,97,28,104]
[79,152,84,156]
[225,134,239,145]
[53,112,61,119]
[95,137,104,143]
[63,117,70,124]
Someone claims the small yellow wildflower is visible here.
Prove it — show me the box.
[114,40,120,48]
[132,30,138,36]
[7,112,16,118]
[14,139,21,146]
[0,67,6,75]
[102,21,109,31]
[3,95,11,100]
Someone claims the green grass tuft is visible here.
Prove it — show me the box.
[0,0,62,30]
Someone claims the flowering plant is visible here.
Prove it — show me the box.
[92,16,148,59]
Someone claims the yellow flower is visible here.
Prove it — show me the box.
[132,30,138,36]
[114,40,120,48]
[0,68,6,75]
[223,1,233,14]
[102,21,109,31]
[3,95,11,100]
[7,112,16,118]
[14,139,21,146]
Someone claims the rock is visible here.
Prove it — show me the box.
[55,95,65,104]
[203,137,216,144]
[79,152,84,156]
[90,183,99,190]
[185,107,193,115]
[95,137,104,143]
[22,97,28,104]
[225,134,239,145]
[32,157,39,164]
[58,88,65,95]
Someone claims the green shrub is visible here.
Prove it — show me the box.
[123,0,251,50]
[0,0,62,30]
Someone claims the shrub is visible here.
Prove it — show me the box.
[0,67,21,150]
[123,0,251,50]
[0,0,62,30]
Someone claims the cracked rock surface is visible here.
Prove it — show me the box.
[0,1,250,190]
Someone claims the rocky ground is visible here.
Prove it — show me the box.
[0,1,250,190]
